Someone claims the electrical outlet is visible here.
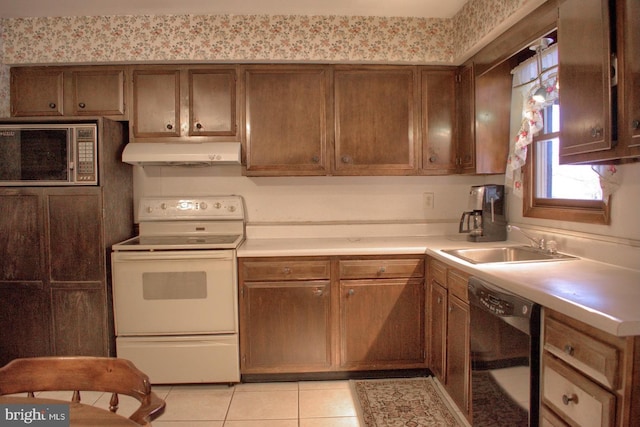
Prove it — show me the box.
[424,192,434,209]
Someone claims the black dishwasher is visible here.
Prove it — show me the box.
[468,277,540,427]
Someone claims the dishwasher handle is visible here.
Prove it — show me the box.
[468,276,535,319]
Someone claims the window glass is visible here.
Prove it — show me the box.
[533,104,602,201]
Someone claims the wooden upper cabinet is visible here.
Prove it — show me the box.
[244,67,328,176]
[189,69,237,137]
[333,67,418,175]
[456,64,476,173]
[131,66,239,142]
[132,68,181,139]
[558,0,613,161]
[618,0,640,156]
[70,69,126,117]
[474,60,511,174]
[421,68,457,174]
[11,66,127,118]
[11,68,64,116]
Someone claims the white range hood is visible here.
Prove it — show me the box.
[122,142,242,166]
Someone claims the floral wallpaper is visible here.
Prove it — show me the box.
[0,0,535,117]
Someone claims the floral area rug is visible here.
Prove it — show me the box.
[351,377,467,427]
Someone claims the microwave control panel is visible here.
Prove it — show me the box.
[74,126,97,184]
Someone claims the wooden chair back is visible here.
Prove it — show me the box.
[0,356,165,426]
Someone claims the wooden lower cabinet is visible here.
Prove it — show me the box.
[541,309,640,427]
[426,257,471,420]
[240,280,332,373]
[340,278,425,369]
[238,255,426,375]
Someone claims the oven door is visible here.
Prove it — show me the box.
[112,250,237,335]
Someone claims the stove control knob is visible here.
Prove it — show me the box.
[214,202,222,209]
[200,202,208,210]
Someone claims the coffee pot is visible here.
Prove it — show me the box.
[459,185,507,242]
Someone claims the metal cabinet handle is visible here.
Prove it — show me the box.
[166,123,174,130]
[348,288,355,296]
[282,267,292,275]
[564,344,574,356]
[311,155,320,163]
[377,266,386,275]
[429,156,437,163]
[312,288,324,296]
[448,305,453,313]
[562,394,577,405]
[48,103,56,109]
[195,122,203,130]
[341,155,352,164]
[632,119,640,130]
[436,296,442,304]
[590,127,603,138]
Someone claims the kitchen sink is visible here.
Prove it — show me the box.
[442,245,578,264]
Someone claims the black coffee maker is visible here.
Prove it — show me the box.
[459,184,507,242]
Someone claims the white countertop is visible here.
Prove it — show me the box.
[238,236,640,337]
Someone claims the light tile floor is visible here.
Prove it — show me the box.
[27,377,473,426]
[32,380,360,426]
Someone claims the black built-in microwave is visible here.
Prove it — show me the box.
[0,123,98,186]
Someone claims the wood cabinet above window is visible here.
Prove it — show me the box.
[559,0,640,163]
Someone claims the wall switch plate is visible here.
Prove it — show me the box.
[424,192,434,209]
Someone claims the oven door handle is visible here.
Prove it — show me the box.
[113,251,234,261]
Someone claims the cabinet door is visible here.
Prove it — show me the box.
[421,68,457,174]
[340,278,425,369]
[240,281,332,373]
[10,68,64,116]
[245,67,328,175]
[70,69,126,117]
[619,0,640,152]
[457,64,475,173]
[0,190,44,283]
[189,69,238,137]
[427,281,447,381]
[474,61,511,174]
[132,69,181,138]
[446,295,470,416]
[46,191,103,282]
[51,288,107,356]
[334,68,417,175]
[558,0,613,160]
[0,190,50,366]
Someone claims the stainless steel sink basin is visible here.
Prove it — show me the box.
[442,246,578,264]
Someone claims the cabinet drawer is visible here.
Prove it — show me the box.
[339,258,424,279]
[447,268,468,302]
[241,259,330,281]
[542,354,615,427]
[544,316,619,389]
[428,258,447,285]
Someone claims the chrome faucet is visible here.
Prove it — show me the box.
[507,225,554,252]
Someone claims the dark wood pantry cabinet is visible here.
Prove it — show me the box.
[0,118,133,366]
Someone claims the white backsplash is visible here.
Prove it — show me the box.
[133,162,640,269]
